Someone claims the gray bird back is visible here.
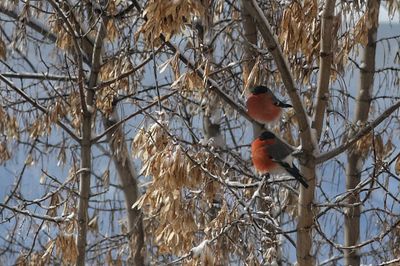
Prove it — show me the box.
[266,137,294,161]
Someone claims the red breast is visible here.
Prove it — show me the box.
[246,94,282,123]
[251,138,278,174]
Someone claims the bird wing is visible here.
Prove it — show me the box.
[265,137,294,162]
[266,138,309,188]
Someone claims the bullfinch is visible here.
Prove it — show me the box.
[246,85,292,123]
[251,131,308,188]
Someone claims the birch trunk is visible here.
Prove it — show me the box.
[296,2,335,263]
[76,14,107,265]
[104,110,144,265]
[76,112,92,266]
[344,1,380,265]
[312,0,336,141]
[240,2,262,138]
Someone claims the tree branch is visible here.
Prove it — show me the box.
[240,2,317,265]
[131,0,259,126]
[312,0,336,141]
[48,0,88,114]
[0,6,56,42]
[241,0,310,138]
[0,202,72,223]
[92,90,178,144]
[74,12,107,265]
[0,74,81,142]
[104,108,144,265]
[95,45,164,90]
[1,72,77,81]
[316,100,400,164]
[0,4,93,65]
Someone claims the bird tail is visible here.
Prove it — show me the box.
[280,163,309,188]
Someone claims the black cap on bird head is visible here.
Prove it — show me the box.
[249,85,271,95]
[259,131,276,141]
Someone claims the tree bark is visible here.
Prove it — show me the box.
[242,0,311,137]
[241,2,257,84]
[296,2,335,263]
[76,112,92,266]
[240,2,262,138]
[242,2,316,265]
[197,3,225,149]
[76,14,107,265]
[104,109,145,265]
[297,163,316,265]
[344,1,380,265]
[312,0,336,141]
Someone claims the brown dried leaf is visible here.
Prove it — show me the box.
[131,194,147,210]
[395,155,400,175]
[138,0,205,45]
[55,234,78,265]
[102,169,110,189]
[0,141,10,163]
[42,240,55,261]
[47,193,60,217]
[384,139,394,158]
[374,134,384,159]
[14,255,27,266]
[355,132,372,156]
[7,115,19,139]
[106,20,118,41]
[57,145,66,166]
[25,153,34,166]
[244,56,260,93]
[354,15,368,46]
[0,37,6,60]
[88,215,98,233]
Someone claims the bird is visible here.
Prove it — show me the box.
[246,85,292,123]
[251,130,309,188]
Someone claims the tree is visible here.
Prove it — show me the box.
[0,0,399,265]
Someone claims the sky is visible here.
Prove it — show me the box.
[380,5,400,23]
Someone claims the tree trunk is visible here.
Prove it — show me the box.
[344,1,379,265]
[104,109,145,265]
[76,14,107,265]
[197,3,225,149]
[76,112,92,266]
[241,2,316,264]
[240,2,262,138]
[312,0,336,141]
[241,2,257,84]
[297,164,316,265]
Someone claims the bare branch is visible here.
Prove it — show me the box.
[92,90,178,144]
[1,72,77,81]
[316,101,400,164]
[379,258,400,266]
[47,0,88,114]
[131,0,258,125]
[241,0,311,138]
[0,6,56,42]
[0,74,81,142]
[0,202,72,224]
[95,45,164,90]
[0,4,93,65]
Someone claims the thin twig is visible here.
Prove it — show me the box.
[316,100,400,163]
[0,74,81,142]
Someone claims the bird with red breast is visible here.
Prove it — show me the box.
[246,85,292,123]
[251,130,308,188]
